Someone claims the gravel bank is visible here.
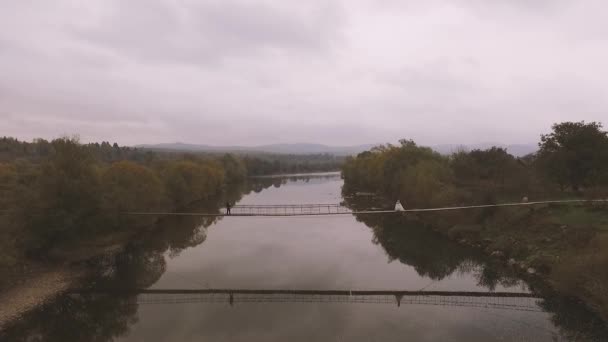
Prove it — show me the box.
[0,267,82,330]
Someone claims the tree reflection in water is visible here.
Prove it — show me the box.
[343,194,521,289]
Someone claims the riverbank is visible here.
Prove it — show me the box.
[402,202,608,322]
[0,266,84,329]
[0,232,133,329]
[0,212,194,328]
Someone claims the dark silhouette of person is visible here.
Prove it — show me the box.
[226,202,231,215]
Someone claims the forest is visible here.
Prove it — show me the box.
[0,137,342,269]
[342,121,608,205]
[342,121,608,321]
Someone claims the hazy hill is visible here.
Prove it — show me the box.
[138,142,537,157]
[137,143,376,156]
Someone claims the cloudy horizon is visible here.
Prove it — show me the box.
[1,0,607,146]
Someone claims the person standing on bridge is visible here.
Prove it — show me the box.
[226,202,232,215]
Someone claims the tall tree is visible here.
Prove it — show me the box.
[537,121,608,190]
[20,138,103,253]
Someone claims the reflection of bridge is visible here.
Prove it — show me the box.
[126,199,608,217]
[69,289,543,312]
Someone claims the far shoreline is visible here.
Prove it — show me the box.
[248,171,341,179]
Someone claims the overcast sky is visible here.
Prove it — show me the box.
[1,0,607,146]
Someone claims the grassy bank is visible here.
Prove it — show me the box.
[402,202,608,321]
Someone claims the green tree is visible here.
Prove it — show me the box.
[101,161,164,216]
[19,138,103,253]
[537,121,608,191]
[162,160,225,207]
[342,140,456,206]
[450,147,531,200]
[221,154,247,183]
[398,159,455,207]
[0,162,16,208]
[0,162,20,266]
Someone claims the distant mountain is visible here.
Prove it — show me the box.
[137,143,376,156]
[137,142,537,157]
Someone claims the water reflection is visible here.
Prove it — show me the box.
[1,174,608,341]
[343,195,522,289]
[344,191,608,341]
[248,172,342,193]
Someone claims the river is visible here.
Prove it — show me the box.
[1,173,606,341]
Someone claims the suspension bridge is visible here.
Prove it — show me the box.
[68,288,543,312]
[126,199,608,217]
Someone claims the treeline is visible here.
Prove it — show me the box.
[342,121,608,206]
[0,137,342,266]
[0,137,344,176]
[0,138,229,265]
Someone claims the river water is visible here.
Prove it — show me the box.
[1,173,607,341]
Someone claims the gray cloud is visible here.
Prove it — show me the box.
[1,0,607,146]
[75,0,344,65]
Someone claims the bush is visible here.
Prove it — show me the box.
[552,235,608,319]
[447,224,483,239]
